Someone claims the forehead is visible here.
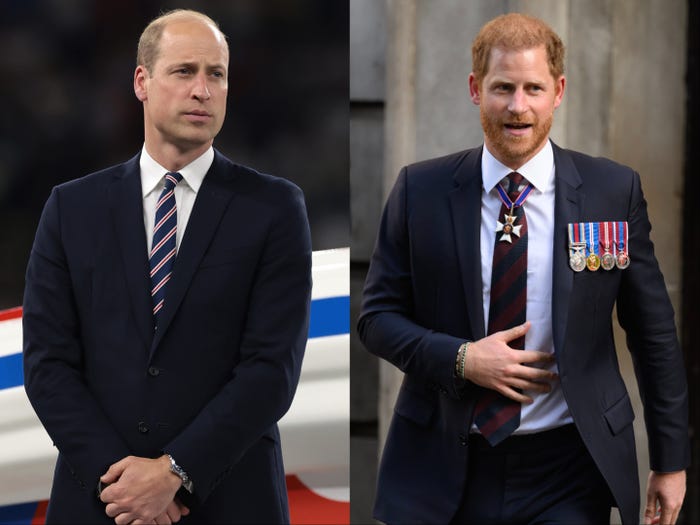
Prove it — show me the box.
[485,45,552,81]
[156,19,229,67]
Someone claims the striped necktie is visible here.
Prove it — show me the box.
[474,172,529,445]
[150,172,183,327]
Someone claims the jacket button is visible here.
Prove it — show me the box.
[148,367,160,377]
[459,433,468,446]
[138,421,149,434]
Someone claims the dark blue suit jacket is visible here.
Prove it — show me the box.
[358,143,689,525]
[23,150,312,523]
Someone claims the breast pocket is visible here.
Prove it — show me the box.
[198,242,259,269]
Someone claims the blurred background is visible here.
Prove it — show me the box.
[0,0,349,310]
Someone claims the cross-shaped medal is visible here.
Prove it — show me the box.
[496,205,522,243]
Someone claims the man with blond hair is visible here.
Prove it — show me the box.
[359,13,688,525]
[24,9,311,524]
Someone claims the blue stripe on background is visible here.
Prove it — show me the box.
[0,501,37,525]
[308,296,349,339]
[0,295,349,391]
[0,353,23,391]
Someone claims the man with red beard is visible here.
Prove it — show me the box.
[358,13,688,525]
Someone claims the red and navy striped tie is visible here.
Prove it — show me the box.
[150,172,182,328]
[474,172,528,445]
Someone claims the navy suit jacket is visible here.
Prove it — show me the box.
[358,143,689,525]
[23,150,312,524]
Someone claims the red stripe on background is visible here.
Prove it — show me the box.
[0,307,22,322]
[31,500,49,525]
[286,475,349,525]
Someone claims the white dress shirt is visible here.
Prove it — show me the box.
[140,146,213,254]
[479,140,573,434]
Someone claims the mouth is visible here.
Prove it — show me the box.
[183,110,213,123]
[504,122,532,136]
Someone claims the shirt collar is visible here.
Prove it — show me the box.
[481,140,554,194]
[140,146,214,198]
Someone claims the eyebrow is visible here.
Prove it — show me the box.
[169,61,227,71]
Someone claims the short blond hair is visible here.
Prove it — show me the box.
[471,13,565,83]
[137,9,227,74]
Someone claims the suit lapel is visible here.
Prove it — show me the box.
[107,154,153,351]
[448,147,486,340]
[150,151,237,355]
[551,143,584,356]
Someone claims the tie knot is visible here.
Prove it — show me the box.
[507,171,524,186]
[164,172,183,190]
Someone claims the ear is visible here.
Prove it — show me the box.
[553,75,566,109]
[134,65,149,102]
[468,72,481,105]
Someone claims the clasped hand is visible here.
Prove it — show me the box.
[463,321,557,403]
[99,455,190,524]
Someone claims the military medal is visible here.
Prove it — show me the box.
[570,220,631,272]
[599,221,615,270]
[614,221,631,269]
[494,178,533,243]
[569,243,586,272]
[585,222,600,271]
[496,205,522,243]
[567,223,586,272]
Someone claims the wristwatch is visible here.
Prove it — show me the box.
[167,454,194,493]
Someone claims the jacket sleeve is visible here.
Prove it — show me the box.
[163,183,312,503]
[23,187,132,490]
[357,168,465,399]
[616,171,690,472]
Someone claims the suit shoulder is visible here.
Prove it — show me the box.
[403,148,478,178]
[562,148,637,181]
[398,148,480,194]
[49,157,138,202]
[213,151,305,203]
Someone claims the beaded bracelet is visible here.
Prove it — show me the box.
[455,341,470,379]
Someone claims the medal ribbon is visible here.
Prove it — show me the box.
[617,221,627,253]
[599,221,610,253]
[586,222,599,258]
[495,181,534,210]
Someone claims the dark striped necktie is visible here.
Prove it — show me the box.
[474,171,529,445]
[150,172,183,328]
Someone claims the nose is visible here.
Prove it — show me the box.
[191,73,211,101]
[507,88,527,115]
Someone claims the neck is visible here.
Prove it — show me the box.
[143,139,213,172]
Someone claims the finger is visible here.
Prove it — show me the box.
[114,512,135,525]
[517,350,556,364]
[101,457,129,484]
[659,506,673,525]
[166,503,181,523]
[105,502,125,518]
[508,377,552,394]
[174,498,190,516]
[644,490,657,525]
[498,385,533,404]
[499,321,530,342]
[154,513,173,525]
[512,364,557,382]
